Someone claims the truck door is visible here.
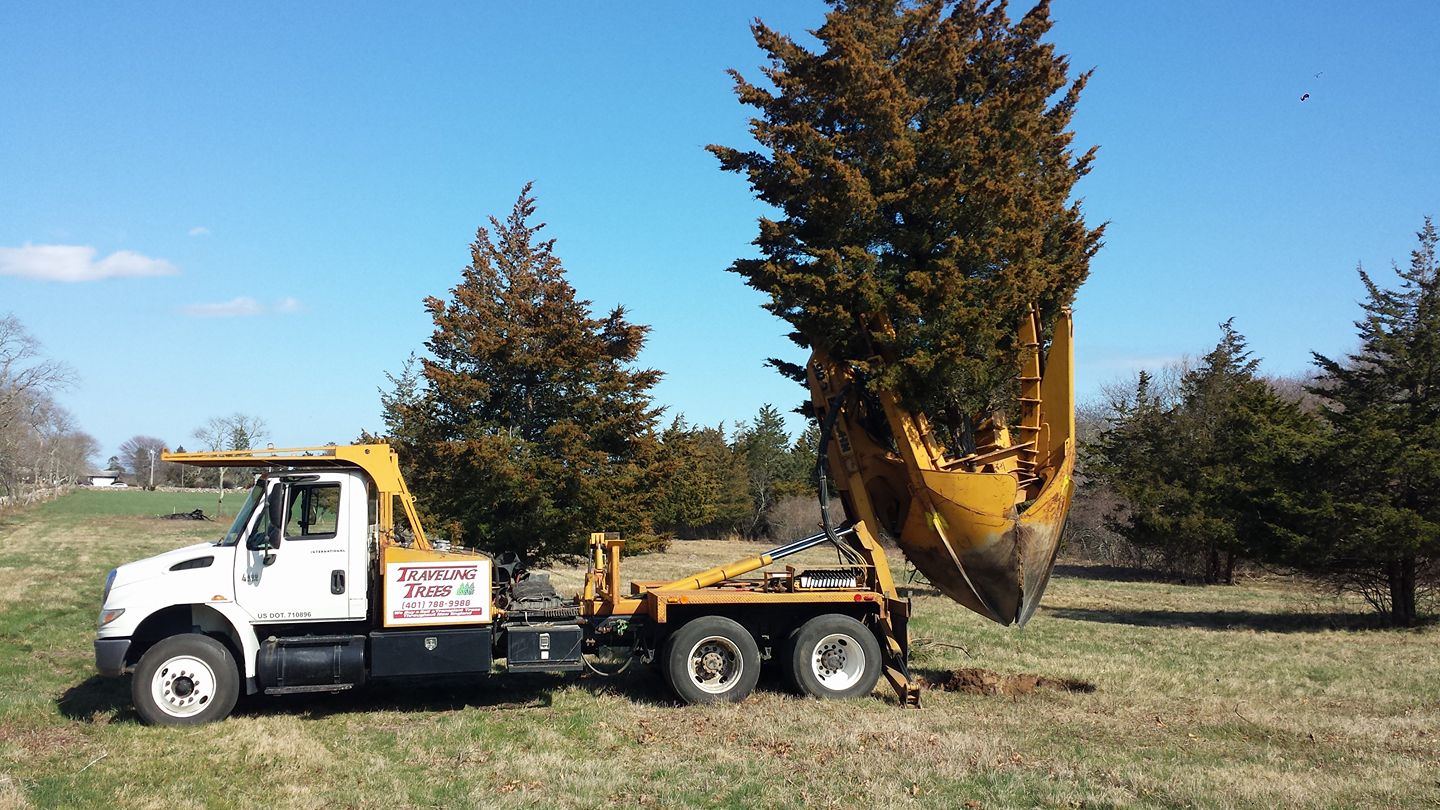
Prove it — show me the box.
[235,475,357,623]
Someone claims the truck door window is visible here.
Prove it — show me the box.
[285,484,341,539]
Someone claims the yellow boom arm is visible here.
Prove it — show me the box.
[161,443,435,551]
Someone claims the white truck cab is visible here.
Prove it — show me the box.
[94,446,509,725]
[96,470,371,673]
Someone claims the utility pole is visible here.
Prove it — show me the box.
[147,448,156,489]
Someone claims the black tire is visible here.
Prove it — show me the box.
[784,614,882,700]
[663,616,760,704]
[659,636,678,694]
[132,633,240,726]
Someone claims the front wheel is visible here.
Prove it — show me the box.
[132,634,240,726]
[784,614,882,700]
[662,616,760,704]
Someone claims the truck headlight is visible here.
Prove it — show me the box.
[102,569,116,603]
[99,608,125,628]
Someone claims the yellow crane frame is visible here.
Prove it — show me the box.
[166,307,1075,705]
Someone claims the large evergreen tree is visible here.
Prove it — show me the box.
[1303,218,1440,626]
[382,185,665,562]
[710,0,1103,418]
[1090,323,1317,583]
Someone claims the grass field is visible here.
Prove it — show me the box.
[1,490,1438,809]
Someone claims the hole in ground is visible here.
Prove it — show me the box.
[922,667,1096,697]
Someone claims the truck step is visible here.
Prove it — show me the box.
[263,683,356,695]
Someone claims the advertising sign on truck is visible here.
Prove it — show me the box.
[383,559,492,626]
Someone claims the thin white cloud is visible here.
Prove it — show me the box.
[0,243,178,282]
[183,297,304,318]
[184,297,263,317]
[188,226,211,237]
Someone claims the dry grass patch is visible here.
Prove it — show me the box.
[0,568,30,611]
[0,773,30,810]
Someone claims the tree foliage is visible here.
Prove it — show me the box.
[1087,222,1440,626]
[652,417,752,539]
[1300,218,1440,625]
[710,0,1103,417]
[118,435,173,489]
[381,185,666,562]
[1088,322,1317,584]
[732,404,813,539]
[190,413,269,492]
[651,408,821,541]
[191,414,269,453]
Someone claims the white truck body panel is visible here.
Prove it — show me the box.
[96,544,264,680]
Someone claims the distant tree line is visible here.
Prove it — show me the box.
[654,408,820,543]
[0,314,274,499]
[1083,219,1440,626]
[108,413,269,491]
[0,314,95,497]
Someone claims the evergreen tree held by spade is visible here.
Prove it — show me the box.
[710,0,1104,427]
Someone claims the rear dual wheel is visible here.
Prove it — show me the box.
[783,614,882,700]
[662,616,760,704]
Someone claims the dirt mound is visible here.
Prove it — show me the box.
[923,667,1095,697]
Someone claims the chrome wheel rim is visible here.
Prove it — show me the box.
[686,636,743,694]
[810,633,865,691]
[151,654,217,717]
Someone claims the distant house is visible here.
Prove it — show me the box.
[86,472,124,487]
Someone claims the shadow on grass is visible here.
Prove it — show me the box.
[57,675,139,723]
[896,584,943,599]
[910,665,964,685]
[284,661,698,718]
[243,667,684,720]
[1044,605,1413,633]
[56,667,680,724]
[898,562,1164,597]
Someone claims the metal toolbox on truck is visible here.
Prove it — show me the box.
[505,624,583,672]
[369,627,492,678]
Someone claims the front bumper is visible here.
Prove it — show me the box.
[94,638,131,676]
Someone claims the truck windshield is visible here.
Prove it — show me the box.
[218,485,264,547]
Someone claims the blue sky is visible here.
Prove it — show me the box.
[2,1,1438,460]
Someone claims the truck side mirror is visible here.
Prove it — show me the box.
[264,484,286,550]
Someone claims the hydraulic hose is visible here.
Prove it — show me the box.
[816,384,864,566]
